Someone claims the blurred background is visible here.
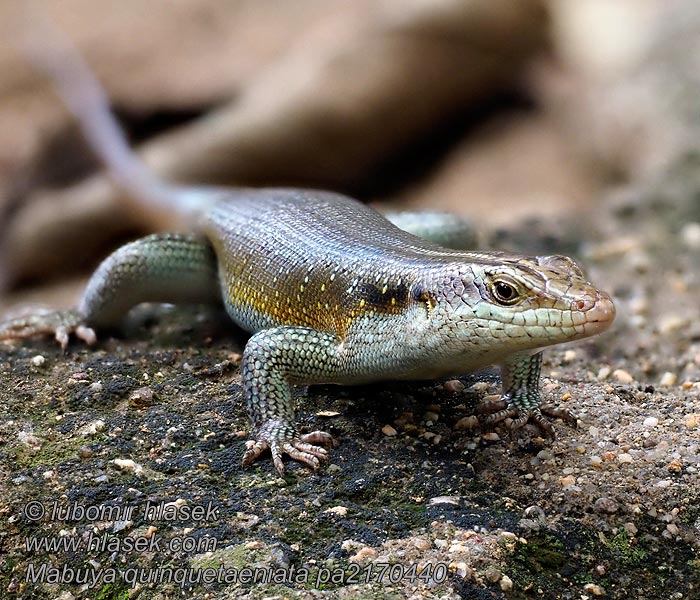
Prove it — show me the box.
[0,0,691,313]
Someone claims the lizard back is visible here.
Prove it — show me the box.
[203,188,491,337]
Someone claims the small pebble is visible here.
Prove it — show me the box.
[112,458,143,475]
[560,475,576,487]
[449,562,472,579]
[412,538,432,551]
[499,575,513,592]
[624,522,638,535]
[454,416,478,431]
[429,496,460,506]
[684,414,699,428]
[668,460,682,474]
[597,366,611,381]
[612,369,634,384]
[618,453,633,464]
[680,222,700,249]
[482,432,500,442]
[594,497,619,514]
[381,425,398,437]
[583,583,606,597]
[643,417,659,428]
[80,420,105,436]
[443,379,465,393]
[659,315,687,335]
[590,456,602,467]
[31,355,46,367]
[129,387,154,407]
[324,506,348,517]
[563,350,577,363]
[659,372,677,386]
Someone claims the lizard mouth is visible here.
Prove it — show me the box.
[580,292,616,335]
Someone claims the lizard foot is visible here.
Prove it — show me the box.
[242,418,334,476]
[477,398,577,438]
[0,309,95,350]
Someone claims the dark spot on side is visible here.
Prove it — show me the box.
[357,282,410,313]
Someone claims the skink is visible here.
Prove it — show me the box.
[0,32,615,475]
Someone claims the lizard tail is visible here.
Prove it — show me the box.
[15,7,208,217]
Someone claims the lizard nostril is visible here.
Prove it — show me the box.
[576,300,586,311]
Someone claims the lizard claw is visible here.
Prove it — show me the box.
[242,420,334,476]
[0,309,95,350]
[477,398,577,438]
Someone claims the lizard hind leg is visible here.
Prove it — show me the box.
[0,233,220,349]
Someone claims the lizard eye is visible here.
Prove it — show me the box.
[491,280,520,305]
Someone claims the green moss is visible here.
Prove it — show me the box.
[606,531,648,567]
[94,582,130,600]
[191,544,267,571]
[515,534,566,571]
[13,436,91,468]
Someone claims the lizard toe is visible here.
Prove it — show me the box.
[242,422,333,476]
[242,439,270,469]
[540,404,578,427]
[0,309,92,351]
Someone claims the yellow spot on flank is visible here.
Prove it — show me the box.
[381,285,388,294]
[300,284,305,292]
[321,283,326,292]
[391,297,396,305]
[359,299,366,308]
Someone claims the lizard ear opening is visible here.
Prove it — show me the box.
[412,283,436,311]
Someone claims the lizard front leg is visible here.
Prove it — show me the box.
[478,351,577,435]
[0,233,220,348]
[241,326,340,476]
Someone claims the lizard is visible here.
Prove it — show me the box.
[0,31,615,476]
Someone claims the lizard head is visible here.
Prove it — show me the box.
[422,253,615,355]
